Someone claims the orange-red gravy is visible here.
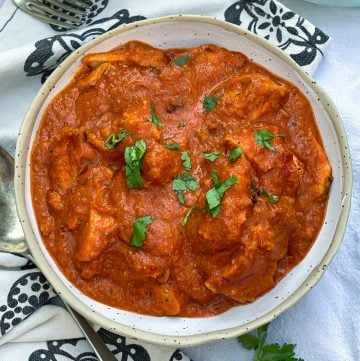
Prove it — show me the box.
[31,41,332,316]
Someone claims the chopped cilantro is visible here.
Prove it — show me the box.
[163,143,180,150]
[130,215,153,248]
[148,104,164,127]
[261,189,280,204]
[124,139,146,189]
[203,95,218,112]
[181,151,192,171]
[206,171,237,217]
[174,54,189,66]
[104,129,129,149]
[204,151,221,162]
[172,174,200,204]
[181,206,197,226]
[228,146,243,162]
[255,129,286,153]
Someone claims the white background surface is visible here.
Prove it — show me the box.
[0,1,359,360]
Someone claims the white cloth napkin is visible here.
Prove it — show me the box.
[1,0,358,361]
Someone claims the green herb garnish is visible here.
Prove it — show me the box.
[181,151,192,171]
[255,129,286,153]
[163,143,180,150]
[261,189,280,204]
[181,206,197,226]
[124,139,146,189]
[130,215,153,248]
[204,151,221,162]
[206,171,237,217]
[238,323,304,361]
[174,54,189,66]
[104,129,129,149]
[148,104,164,127]
[172,174,200,204]
[228,146,243,162]
[203,95,218,112]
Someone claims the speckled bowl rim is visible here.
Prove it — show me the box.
[14,15,352,347]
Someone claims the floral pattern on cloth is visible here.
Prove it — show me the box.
[224,0,329,70]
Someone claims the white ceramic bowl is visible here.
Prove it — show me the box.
[15,16,352,346]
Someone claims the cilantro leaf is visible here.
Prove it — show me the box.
[181,151,192,171]
[174,54,189,66]
[217,176,237,196]
[148,104,164,127]
[124,139,146,189]
[261,190,280,204]
[104,129,129,149]
[255,129,286,153]
[228,146,243,162]
[238,334,260,350]
[261,343,303,361]
[130,215,153,248]
[203,95,218,112]
[172,174,200,204]
[210,170,221,188]
[163,143,180,150]
[181,206,197,226]
[204,151,221,162]
[237,322,303,361]
[206,172,237,217]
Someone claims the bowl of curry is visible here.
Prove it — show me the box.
[15,16,351,346]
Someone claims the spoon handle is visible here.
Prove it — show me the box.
[63,302,118,361]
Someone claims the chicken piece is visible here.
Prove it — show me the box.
[289,130,332,200]
[49,128,97,193]
[142,142,182,186]
[76,63,114,89]
[206,256,277,303]
[216,74,289,121]
[82,41,169,69]
[205,196,296,303]
[189,156,252,253]
[225,126,304,196]
[116,101,162,141]
[151,285,182,316]
[76,208,117,262]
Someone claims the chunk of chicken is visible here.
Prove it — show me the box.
[151,285,183,316]
[76,208,117,262]
[216,74,289,121]
[82,41,169,69]
[142,142,182,186]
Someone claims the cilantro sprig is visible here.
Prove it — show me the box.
[238,323,304,361]
[206,170,237,217]
[228,146,243,162]
[130,215,153,248]
[204,151,221,162]
[124,139,146,189]
[104,129,129,149]
[148,104,164,127]
[173,54,189,66]
[255,129,286,153]
[172,174,200,204]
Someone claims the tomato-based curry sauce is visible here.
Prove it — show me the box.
[31,41,332,316]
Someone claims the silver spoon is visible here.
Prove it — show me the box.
[0,145,117,361]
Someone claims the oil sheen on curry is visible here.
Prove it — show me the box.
[31,41,332,317]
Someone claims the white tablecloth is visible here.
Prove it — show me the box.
[0,1,359,360]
